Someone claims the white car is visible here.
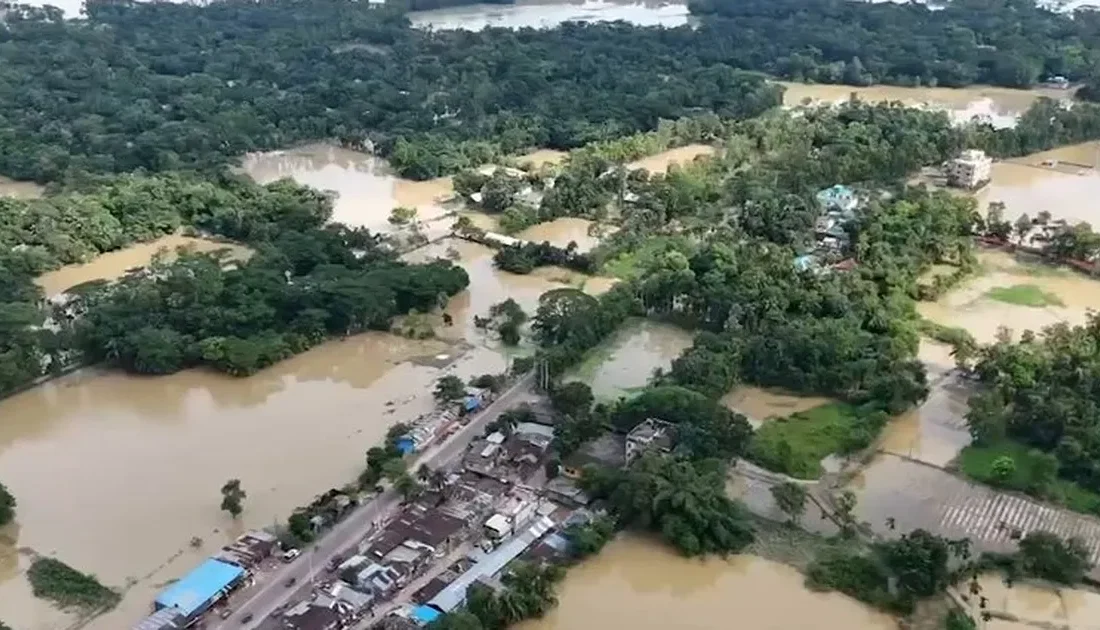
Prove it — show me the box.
[282,548,300,562]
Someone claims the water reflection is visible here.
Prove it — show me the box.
[409,0,691,30]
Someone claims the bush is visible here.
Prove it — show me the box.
[26,558,119,611]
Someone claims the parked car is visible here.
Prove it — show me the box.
[284,576,297,588]
[281,548,300,562]
[241,612,253,623]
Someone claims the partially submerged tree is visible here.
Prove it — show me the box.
[220,478,247,518]
[770,481,808,524]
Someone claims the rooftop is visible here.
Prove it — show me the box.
[563,433,626,470]
[154,559,244,617]
[132,607,186,630]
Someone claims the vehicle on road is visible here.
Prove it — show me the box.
[284,577,297,588]
[281,548,300,562]
[241,613,253,624]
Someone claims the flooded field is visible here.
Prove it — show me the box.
[878,373,971,467]
[241,144,454,233]
[968,574,1100,629]
[627,144,715,174]
[518,536,897,630]
[409,0,690,30]
[516,217,603,252]
[0,330,506,629]
[514,149,567,169]
[34,233,252,298]
[917,250,1100,343]
[980,141,1100,226]
[782,82,1074,129]
[721,386,831,428]
[0,176,44,199]
[564,319,693,400]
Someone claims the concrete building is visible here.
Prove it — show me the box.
[154,558,245,623]
[625,418,674,463]
[946,149,993,190]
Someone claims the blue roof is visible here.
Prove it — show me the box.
[155,559,244,617]
[411,605,442,625]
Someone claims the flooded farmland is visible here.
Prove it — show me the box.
[34,233,252,298]
[917,250,1100,344]
[0,176,44,199]
[782,82,1075,129]
[409,0,691,31]
[518,536,897,630]
[241,143,454,233]
[979,142,1100,226]
[564,319,693,400]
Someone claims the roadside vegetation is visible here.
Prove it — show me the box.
[26,557,120,612]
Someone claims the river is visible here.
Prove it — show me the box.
[518,536,897,630]
[409,0,690,30]
[782,82,1076,129]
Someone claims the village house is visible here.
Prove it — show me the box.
[946,149,993,190]
[625,418,675,463]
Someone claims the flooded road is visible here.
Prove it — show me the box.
[518,536,897,630]
[516,217,603,252]
[917,250,1100,343]
[782,83,1075,129]
[34,233,252,298]
[241,144,454,233]
[627,144,715,174]
[409,0,690,30]
[721,387,831,428]
[564,319,693,400]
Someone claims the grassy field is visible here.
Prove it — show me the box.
[958,440,1100,515]
[984,284,1064,307]
[748,403,887,480]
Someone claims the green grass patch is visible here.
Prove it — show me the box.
[916,317,975,348]
[27,557,120,612]
[984,284,1064,307]
[748,403,888,480]
[958,440,1100,516]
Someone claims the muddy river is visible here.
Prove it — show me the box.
[564,319,693,400]
[34,233,252,298]
[409,0,690,30]
[782,83,1075,129]
[519,536,896,630]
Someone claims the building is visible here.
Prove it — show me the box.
[133,607,186,630]
[946,149,992,190]
[815,185,859,215]
[283,601,341,630]
[154,558,245,622]
[561,433,626,479]
[427,516,556,613]
[625,418,674,463]
[214,530,278,569]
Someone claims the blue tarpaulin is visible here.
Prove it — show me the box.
[411,605,442,625]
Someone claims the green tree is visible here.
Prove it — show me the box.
[770,482,808,524]
[434,375,467,404]
[991,455,1017,484]
[0,482,15,527]
[394,473,424,501]
[220,479,246,518]
[550,382,594,418]
[389,206,418,226]
[1016,531,1092,584]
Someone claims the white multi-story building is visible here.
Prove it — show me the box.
[946,149,993,190]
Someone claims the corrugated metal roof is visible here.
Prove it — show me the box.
[132,607,185,630]
[154,559,244,617]
[428,516,554,612]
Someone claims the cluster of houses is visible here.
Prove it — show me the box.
[394,388,492,456]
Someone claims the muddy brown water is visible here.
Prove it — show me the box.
[563,319,693,400]
[516,217,604,253]
[627,144,715,174]
[0,176,44,199]
[517,535,897,630]
[34,233,252,298]
[782,83,1076,129]
[408,0,691,31]
[720,386,832,428]
[980,142,1100,227]
[240,143,454,233]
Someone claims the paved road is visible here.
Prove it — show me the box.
[215,373,536,630]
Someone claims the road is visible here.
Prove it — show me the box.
[215,372,536,630]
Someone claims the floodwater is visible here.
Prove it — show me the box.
[241,144,454,233]
[518,536,897,630]
[402,238,615,349]
[878,373,972,467]
[962,573,1100,629]
[408,0,690,31]
[721,386,831,428]
[0,330,507,629]
[627,144,715,174]
[917,250,1100,344]
[0,176,44,199]
[564,319,693,400]
[516,217,603,252]
[34,233,252,298]
[514,149,567,169]
[781,82,1075,129]
[979,141,1100,227]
